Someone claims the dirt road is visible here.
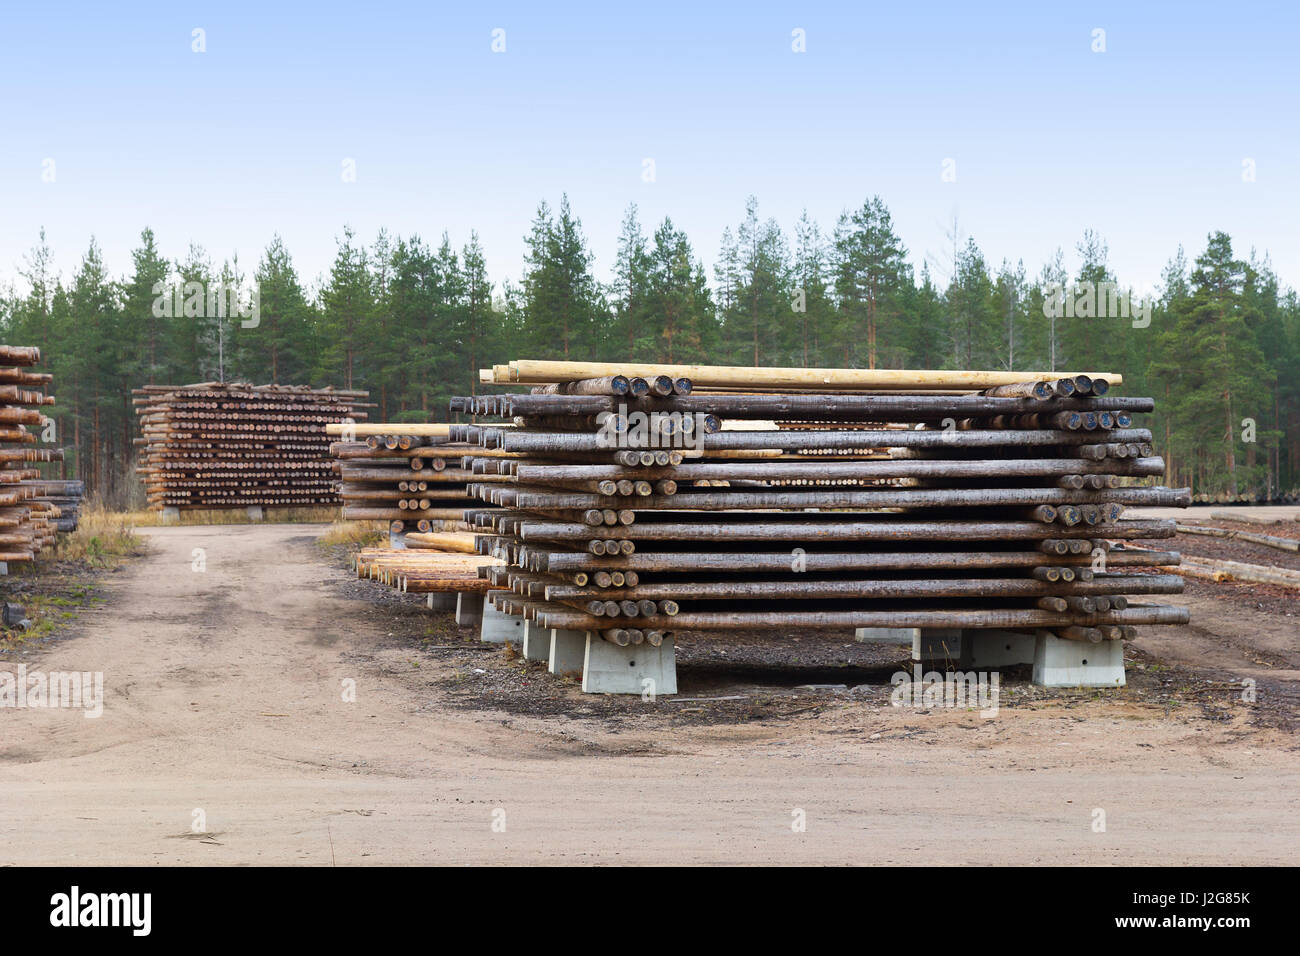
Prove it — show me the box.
[1,524,1296,865]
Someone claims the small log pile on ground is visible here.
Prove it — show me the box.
[453,360,1191,649]
[133,383,369,512]
[1,345,65,563]
[353,533,500,594]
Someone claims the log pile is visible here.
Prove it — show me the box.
[325,423,506,533]
[27,480,84,532]
[454,361,1191,648]
[0,345,63,561]
[353,542,501,594]
[327,425,509,601]
[133,383,369,511]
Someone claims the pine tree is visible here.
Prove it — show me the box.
[461,232,495,397]
[945,238,1000,368]
[66,239,123,500]
[792,211,834,367]
[519,196,606,359]
[245,236,315,385]
[644,217,715,363]
[832,197,909,368]
[611,205,652,357]
[1156,233,1270,495]
[318,226,373,390]
[720,197,792,366]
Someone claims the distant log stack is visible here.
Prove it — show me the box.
[0,345,63,561]
[455,361,1190,648]
[325,423,504,534]
[133,383,370,511]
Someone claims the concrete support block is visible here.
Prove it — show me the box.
[960,629,1037,669]
[582,634,677,696]
[855,626,919,645]
[389,530,406,550]
[1033,632,1126,687]
[911,628,963,662]
[246,505,265,522]
[0,561,8,576]
[425,592,457,611]
[522,621,550,662]
[455,592,484,628]
[161,506,180,525]
[479,598,524,644]
[548,629,587,677]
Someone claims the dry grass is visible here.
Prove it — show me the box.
[53,506,145,568]
[316,520,387,549]
[125,506,341,526]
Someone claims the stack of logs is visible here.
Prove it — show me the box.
[1,345,64,562]
[134,384,369,511]
[327,424,498,532]
[328,423,505,599]
[353,531,500,595]
[453,361,1190,649]
[28,480,83,532]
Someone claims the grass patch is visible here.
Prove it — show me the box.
[125,506,341,526]
[7,586,108,644]
[52,506,144,568]
[1,507,142,647]
[316,520,386,549]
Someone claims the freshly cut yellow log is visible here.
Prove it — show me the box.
[353,546,502,594]
[404,532,478,553]
[326,423,451,437]
[483,361,1122,391]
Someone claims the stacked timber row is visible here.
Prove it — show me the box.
[327,426,507,600]
[325,423,510,534]
[0,345,63,561]
[454,361,1191,649]
[133,383,370,511]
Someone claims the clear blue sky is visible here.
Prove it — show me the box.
[1,1,1295,298]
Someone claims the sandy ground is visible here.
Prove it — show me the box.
[1,523,1297,866]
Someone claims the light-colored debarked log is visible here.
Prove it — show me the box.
[1207,510,1293,527]
[1176,523,1299,553]
[1172,556,1300,588]
[326,423,451,438]
[482,361,1122,391]
[403,532,478,553]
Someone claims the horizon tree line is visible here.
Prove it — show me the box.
[2,194,1296,506]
